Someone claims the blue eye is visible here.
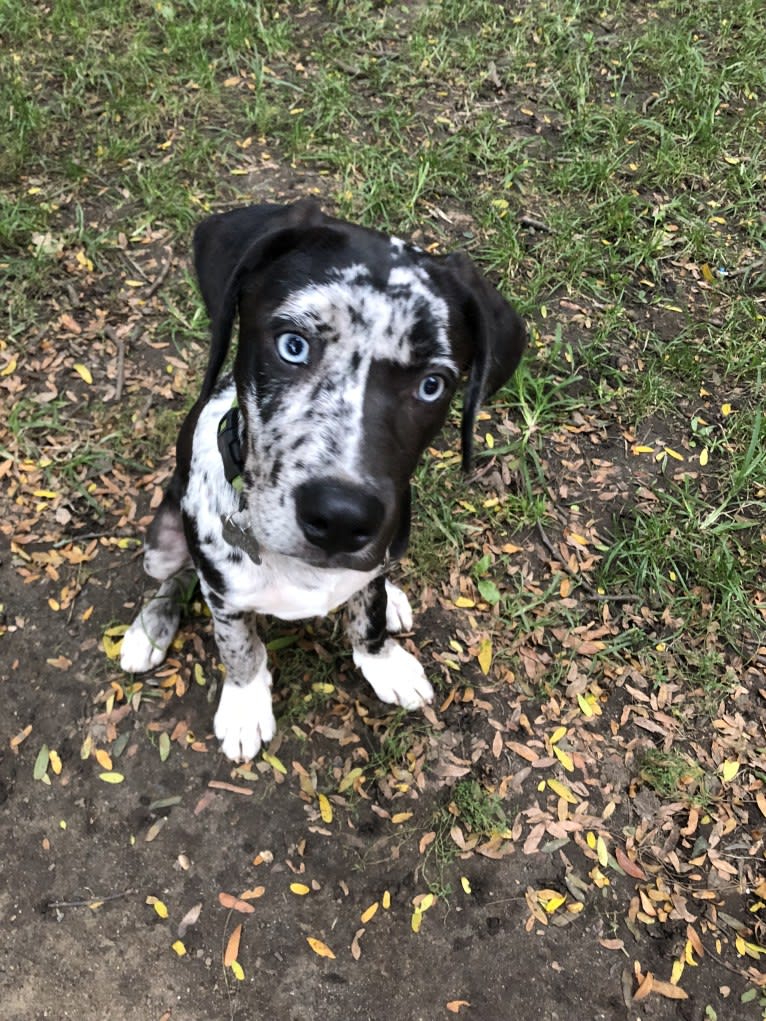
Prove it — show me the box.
[275,332,310,365]
[416,374,446,403]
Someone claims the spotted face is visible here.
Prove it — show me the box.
[185,201,526,574]
[235,253,461,570]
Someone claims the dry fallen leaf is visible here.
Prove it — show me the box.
[306,937,335,959]
[446,1001,470,1013]
[224,923,242,967]
[218,892,255,914]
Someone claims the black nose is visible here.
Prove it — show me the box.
[295,480,385,555]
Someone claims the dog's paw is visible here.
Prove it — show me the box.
[214,668,276,762]
[119,618,170,673]
[385,581,413,633]
[353,640,433,710]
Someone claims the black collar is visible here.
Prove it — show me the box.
[217,402,244,492]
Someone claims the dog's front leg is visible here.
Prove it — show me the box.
[347,576,434,710]
[208,604,276,761]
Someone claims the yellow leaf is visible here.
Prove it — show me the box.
[596,835,609,867]
[720,760,739,782]
[419,893,435,912]
[262,751,287,774]
[290,883,310,896]
[542,892,566,913]
[700,263,715,283]
[671,959,684,985]
[553,745,574,772]
[699,448,709,467]
[171,940,186,956]
[569,532,588,546]
[73,363,93,385]
[477,638,492,675]
[577,693,594,717]
[231,960,245,981]
[382,890,391,909]
[411,909,423,933]
[49,750,62,775]
[95,748,113,771]
[99,771,125,784]
[586,831,597,849]
[151,899,169,919]
[102,634,123,661]
[485,433,494,449]
[1,356,17,376]
[306,937,335,959]
[360,902,379,924]
[550,726,567,745]
[547,779,578,804]
[632,445,654,454]
[663,447,684,461]
[721,403,732,416]
[318,793,333,824]
[454,596,475,608]
[460,876,472,895]
[392,811,413,824]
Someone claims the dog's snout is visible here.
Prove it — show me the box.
[295,480,385,555]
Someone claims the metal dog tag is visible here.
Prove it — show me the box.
[220,510,262,565]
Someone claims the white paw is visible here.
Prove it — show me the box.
[214,668,276,762]
[353,640,433,710]
[119,618,168,673]
[385,581,413,633]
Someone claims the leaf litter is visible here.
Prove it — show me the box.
[2,179,764,1014]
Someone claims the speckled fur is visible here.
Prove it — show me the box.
[120,201,526,761]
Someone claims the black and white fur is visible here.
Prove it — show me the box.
[120,200,526,760]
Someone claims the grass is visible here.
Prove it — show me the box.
[2,0,764,807]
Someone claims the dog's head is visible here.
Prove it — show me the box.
[193,200,526,571]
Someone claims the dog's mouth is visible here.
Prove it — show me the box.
[291,543,388,573]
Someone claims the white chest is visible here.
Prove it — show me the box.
[211,551,378,620]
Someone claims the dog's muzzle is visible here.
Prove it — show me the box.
[295,480,385,557]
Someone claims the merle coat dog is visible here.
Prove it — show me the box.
[120,200,526,760]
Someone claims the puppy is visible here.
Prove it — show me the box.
[120,200,526,760]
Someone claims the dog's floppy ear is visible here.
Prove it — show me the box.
[444,252,527,471]
[193,199,326,400]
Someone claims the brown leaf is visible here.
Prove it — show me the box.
[633,972,653,1002]
[651,979,688,1000]
[218,892,255,914]
[446,1001,470,1013]
[615,846,647,880]
[224,923,242,967]
[351,927,364,961]
[419,831,436,854]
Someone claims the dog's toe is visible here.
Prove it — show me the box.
[214,669,276,762]
[353,640,433,710]
[385,581,414,633]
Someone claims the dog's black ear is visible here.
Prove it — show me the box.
[444,252,527,471]
[193,199,326,400]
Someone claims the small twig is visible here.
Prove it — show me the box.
[51,530,124,549]
[535,520,638,604]
[47,888,135,910]
[727,255,766,278]
[518,215,551,233]
[105,322,143,401]
[145,248,173,299]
